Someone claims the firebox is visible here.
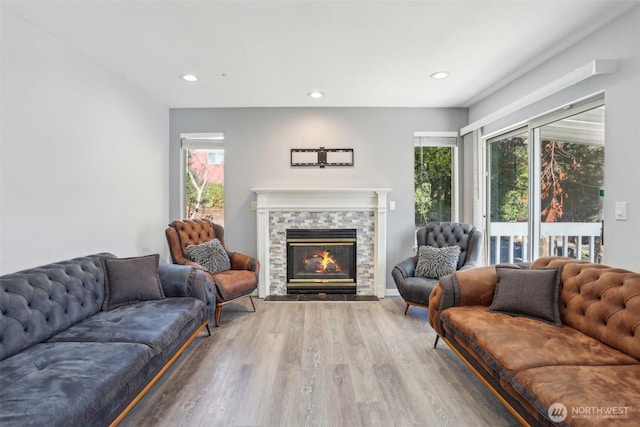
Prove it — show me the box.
[286,229,357,294]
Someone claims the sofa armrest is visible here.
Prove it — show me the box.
[428,283,445,334]
[158,263,216,321]
[450,265,497,306]
[181,259,209,272]
[428,266,498,336]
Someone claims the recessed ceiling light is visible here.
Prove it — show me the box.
[308,91,324,99]
[430,71,449,80]
[181,74,199,82]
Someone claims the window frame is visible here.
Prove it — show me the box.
[414,131,460,224]
[483,97,605,263]
[179,132,225,221]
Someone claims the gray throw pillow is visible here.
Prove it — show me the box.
[488,266,562,326]
[186,238,231,275]
[101,254,165,311]
[414,245,460,279]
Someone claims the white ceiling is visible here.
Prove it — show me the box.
[3,0,638,109]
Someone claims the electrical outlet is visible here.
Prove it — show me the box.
[251,201,257,211]
[389,201,396,211]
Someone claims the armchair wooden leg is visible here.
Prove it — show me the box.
[214,305,221,327]
[249,295,256,312]
[404,303,410,315]
[433,335,440,349]
[206,324,211,336]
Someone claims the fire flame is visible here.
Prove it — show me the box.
[303,250,342,273]
[317,250,335,272]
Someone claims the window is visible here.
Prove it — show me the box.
[207,150,224,165]
[486,101,604,264]
[414,134,458,227]
[180,133,225,225]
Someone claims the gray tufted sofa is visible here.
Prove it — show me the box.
[0,253,215,426]
[392,222,482,315]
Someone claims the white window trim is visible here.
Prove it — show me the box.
[461,59,615,136]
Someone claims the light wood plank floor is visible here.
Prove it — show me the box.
[121,297,519,427]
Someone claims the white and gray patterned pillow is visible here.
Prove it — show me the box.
[414,245,460,279]
[186,238,231,275]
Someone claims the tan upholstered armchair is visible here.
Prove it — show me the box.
[165,218,259,326]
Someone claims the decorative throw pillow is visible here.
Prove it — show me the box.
[488,266,563,326]
[414,245,461,279]
[186,238,231,275]
[101,254,165,311]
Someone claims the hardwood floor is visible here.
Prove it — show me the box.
[120,297,519,427]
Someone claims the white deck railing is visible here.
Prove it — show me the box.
[489,222,602,264]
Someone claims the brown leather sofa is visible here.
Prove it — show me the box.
[166,219,259,327]
[428,257,640,426]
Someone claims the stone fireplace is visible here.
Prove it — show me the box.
[252,188,390,298]
[286,228,357,294]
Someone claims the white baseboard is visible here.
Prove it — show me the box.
[385,288,400,297]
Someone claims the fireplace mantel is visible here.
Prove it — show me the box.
[252,187,391,298]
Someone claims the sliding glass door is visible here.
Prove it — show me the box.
[488,129,529,263]
[536,106,604,262]
[487,102,604,264]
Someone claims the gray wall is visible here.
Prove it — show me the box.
[468,6,640,270]
[170,107,468,291]
[1,10,170,274]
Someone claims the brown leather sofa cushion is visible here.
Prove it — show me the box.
[441,306,639,380]
[513,365,640,426]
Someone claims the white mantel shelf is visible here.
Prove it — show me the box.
[252,187,391,211]
[251,187,391,298]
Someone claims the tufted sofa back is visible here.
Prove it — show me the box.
[417,222,481,269]
[166,219,227,265]
[0,253,114,361]
[556,262,640,360]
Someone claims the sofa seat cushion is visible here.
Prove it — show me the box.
[48,298,205,355]
[0,341,154,427]
[210,270,256,301]
[441,306,639,380]
[512,364,640,426]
